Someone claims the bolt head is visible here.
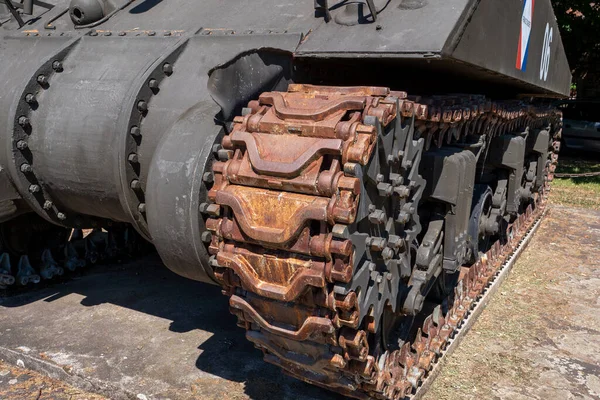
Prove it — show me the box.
[138,203,147,213]
[163,63,173,75]
[128,153,139,164]
[20,163,32,173]
[130,126,141,136]
[57,212,66,221]
[25,94,36,104]
[37,75,47,85]
[148,79,159,90]
[148,31,156,36]
[18,116,30,127]
[16,140,28,150]
[130,179,142,190]
[43,200,53,210]
[29,184,40,193]
[201,231,212,243]
[52,60,63,72]
[137,100,148,113]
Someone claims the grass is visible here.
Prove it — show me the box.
[551,152,600,209]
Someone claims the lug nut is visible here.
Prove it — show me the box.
[163,63,173,75]
[377,182,393,197]
[37,75,47,85]
[368,209,387,225]
[57,212,66,220]
[52,60,63,72]
[128,153,139,164]
[148,79,159,90]
[29,184,40,193]
[130,179,142,190]
[138,203,147,213]
[20,163,32,173]
[16,140,28,150]
[18,116,30,128]
[43,200,53,210]
[137,100,148,113]
[130,126,141,136]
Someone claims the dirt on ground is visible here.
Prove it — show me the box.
[423,205,600,400]
[0,360,106,400]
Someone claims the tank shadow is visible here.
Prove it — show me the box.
[0,253,343,400]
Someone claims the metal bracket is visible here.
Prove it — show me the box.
[2,0,24,27]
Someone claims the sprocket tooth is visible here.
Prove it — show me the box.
[64,242,85,271]
[16,255,40,285]
[40,249,64,280]
[0,253,15,287]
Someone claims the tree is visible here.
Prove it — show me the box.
[552,1,600,96]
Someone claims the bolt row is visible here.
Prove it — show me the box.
[15,59,67,221]
[126,62,174,219]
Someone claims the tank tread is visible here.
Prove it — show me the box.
[0,223,148,291]
[204,84,561,399]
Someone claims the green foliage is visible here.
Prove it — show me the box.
[551,1,600,75]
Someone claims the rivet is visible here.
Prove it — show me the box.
[147,31,156,36]
[20,163,32,173]
[138,203,146,213]
[57,212,66,220]
[29,184,40,193]
[137,100,148,113]
[37,75,47,85]
[52,60,63,72]
[130,179,142,190]
[162,63,173,76]
[16,140,28,150]
[148,79,159,90]
[43,200,53,210]
[25,93,36,104]
[104,31,112,36]
[118,31,126,36]
[130,126,141,137]
[18,116,30,128]
[90,31,98,36]
[128,153,139,164]
[163,31,171,36]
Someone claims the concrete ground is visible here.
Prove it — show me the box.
[1,204,599,400]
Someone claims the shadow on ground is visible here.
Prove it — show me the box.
[0,254,343,400]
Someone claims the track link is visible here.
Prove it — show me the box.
[204,84,561,399]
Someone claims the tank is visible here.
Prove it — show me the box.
[0,1,570,398]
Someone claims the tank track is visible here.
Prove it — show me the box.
[0,217,148,290]
[203,84,561,400]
